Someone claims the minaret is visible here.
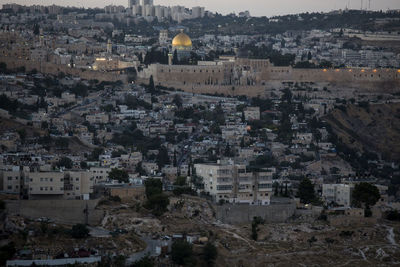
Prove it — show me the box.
[107,39,112,54]
[168,53,173,65]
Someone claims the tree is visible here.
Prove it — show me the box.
[88,147,104,161]
[0,242,16,266]
[80,161,88,169]
[57,157,73,169]
[41,121,49,130]
[71,224,89,239]
[352,182,380,209]
[108,168,129,183]
[144,178,163,198]
[156,146,170,169]
[149,75,155,92]
[132,255,154,267]
[173,94,183,108]
[273,182,279,196]
[298,178,316,204]
[172,50,178,65]
[146,193,169,216]
[33,24,40,35]
[171,240,195,266]
[17,129,26,142]
[203,243,218,267]
[175,176,187,186]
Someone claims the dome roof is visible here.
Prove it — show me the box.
[172,31,192,47]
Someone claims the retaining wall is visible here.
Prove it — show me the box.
[5,199,104,226]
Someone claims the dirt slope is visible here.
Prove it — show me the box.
[324,102,400,161]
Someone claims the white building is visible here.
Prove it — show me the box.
[194,161,273,205]
[322,184,353,207]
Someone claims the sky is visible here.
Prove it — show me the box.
[1,0,400,17]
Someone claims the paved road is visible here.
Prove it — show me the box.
[126,236,166,264]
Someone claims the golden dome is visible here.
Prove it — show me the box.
[172,31,192,47]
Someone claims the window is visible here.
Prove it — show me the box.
[7,177,12,180]
[217,185,232,191]
[50,178,53,182]
[40,187,43,191]
[259,183,272,189]
[7,186,12,190]
[76,178,79,181]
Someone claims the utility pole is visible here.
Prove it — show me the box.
[83,202,89,225]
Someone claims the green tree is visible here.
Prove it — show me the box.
[174,176,187,186]
[132,255,154,267]
[146,193,170,216]
[173,94,183,108]
[203,243,218,266]
[71,224,89,239]
[0,242,16,266]
[298,178,316,204]
[352,182,380,210]
[88,147,104,161]
[80,161,88,169]
[149,75,155,92]
[108,168,129,183]
[17,129,26,142]
[33,24,40,35]
[144,178,163,198]
[57,157,73,169]
[172,50,178,65]
[171,240,195,266]
[156,146,170,169]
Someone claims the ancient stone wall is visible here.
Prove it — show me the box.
[140,62,400,97]
[0,57,127,83]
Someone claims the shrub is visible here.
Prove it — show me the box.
[71,224,89,239]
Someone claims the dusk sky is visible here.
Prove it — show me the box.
[1,0,400,17]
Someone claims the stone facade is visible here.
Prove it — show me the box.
[139,58,400,97]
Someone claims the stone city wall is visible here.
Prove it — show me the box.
[0,57,127,83]
[140,63,400,97]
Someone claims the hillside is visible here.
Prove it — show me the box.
[324,102,400,161]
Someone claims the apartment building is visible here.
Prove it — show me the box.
[89,167,111,184]
[1,166,22,195]
[194,161,273,205]
[322,184,353,207]
[1,168,95,200]
[26,171,65,199]
[64,171,94,200]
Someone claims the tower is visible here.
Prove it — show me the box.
[128,0,139,8]
[142,0,153,6]
[107,39,112,54]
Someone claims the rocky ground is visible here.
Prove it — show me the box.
[2,196,400,266]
